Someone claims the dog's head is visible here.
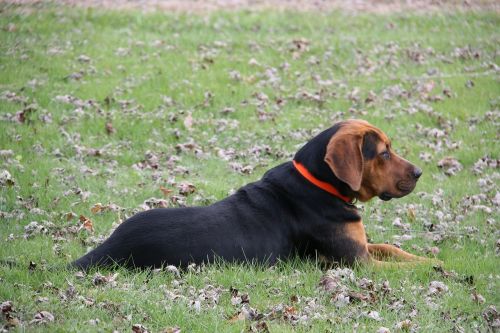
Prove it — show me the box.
[324,119,422,202]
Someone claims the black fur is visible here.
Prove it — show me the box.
[362,131,379,160]
[71,122,364,270]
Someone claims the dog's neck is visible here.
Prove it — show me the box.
[293,125,356,201]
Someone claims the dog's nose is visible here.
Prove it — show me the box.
[413,167,423,179]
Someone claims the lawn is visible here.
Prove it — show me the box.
[0,2,499,332]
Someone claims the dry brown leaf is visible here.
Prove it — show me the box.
[5,315,20,328]
[255,321,270,333]
[228,311,246,323]
[28,261,37,272]
[428,281,448,296]
[347,291,376,303]
[184,112,193,131]
[395,319,413,330]
[92,272,118,286]
[30,311,54,325]
[178,182,196,196]
[105,122,115,135]
[471,290,485,304]
[90,203,104,214]
[79,215,94,232]
[1,300,13,314]
[161,327,181,333]
[160,186,173,197]
[437,156,462,176]
[482,305,500,329]
[132,323,149,333]
[0,170,15,187]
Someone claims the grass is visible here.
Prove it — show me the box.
[0,3,499,332]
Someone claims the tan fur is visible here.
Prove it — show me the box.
[324,132,364,191]
[323,120,440,268]
[325,119,417,202]
[344,221,368,246]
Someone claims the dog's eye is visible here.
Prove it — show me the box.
[380,151,390,160]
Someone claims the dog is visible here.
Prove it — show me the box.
[71,119,437,270]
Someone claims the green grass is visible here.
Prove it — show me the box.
[1,4,499,332]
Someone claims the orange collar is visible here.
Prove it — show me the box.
[293,160,353,203]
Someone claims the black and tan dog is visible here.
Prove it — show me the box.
[72,119,437,270]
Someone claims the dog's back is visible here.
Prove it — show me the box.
[71,172,299,270]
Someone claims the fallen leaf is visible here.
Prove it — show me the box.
[79,215,94,233]
[161,327,181,333]
[184,112,193,131]
[395,319,413,330]
[88,318,100,325]
[90,203,104,214]
[132,323,149,333]
[220,107,235,115]
[347,291,376,303]
[165,265,180,277]
[240,294,250,304]
[333,292,350,307]
[437,156,462,176]
[30,311,54,325]
[105,122,115,135]
[28,261,37,272]
[92,272,118,286]
[228,311,246,323]
[427,281,448,296]
[4,315,20,329]
[1,300,13,314]
[482,305,500,329]
[141,197,169,209]
[77,55,91,63]
[178,182,196,196]
[0,169,15,186]
[366,310,382,321]
[160,186,173,197]
[255,321,270,332]
[471,291,485,304]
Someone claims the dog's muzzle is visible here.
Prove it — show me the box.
[396,180,416,193]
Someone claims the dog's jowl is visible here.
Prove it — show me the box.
[71,119,435,270]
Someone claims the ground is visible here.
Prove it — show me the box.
[0,1,499,332]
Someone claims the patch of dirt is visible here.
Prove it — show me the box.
[1,0,499,14]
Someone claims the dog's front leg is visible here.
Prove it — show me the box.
[367,243,443,266]
[316,220,372,267]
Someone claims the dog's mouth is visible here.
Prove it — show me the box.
[379,180,416,201]
[396,180,416,193]
[396,179,417,198]
[379,192,393,201]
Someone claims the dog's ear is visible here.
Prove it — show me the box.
[324,133,363,191]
